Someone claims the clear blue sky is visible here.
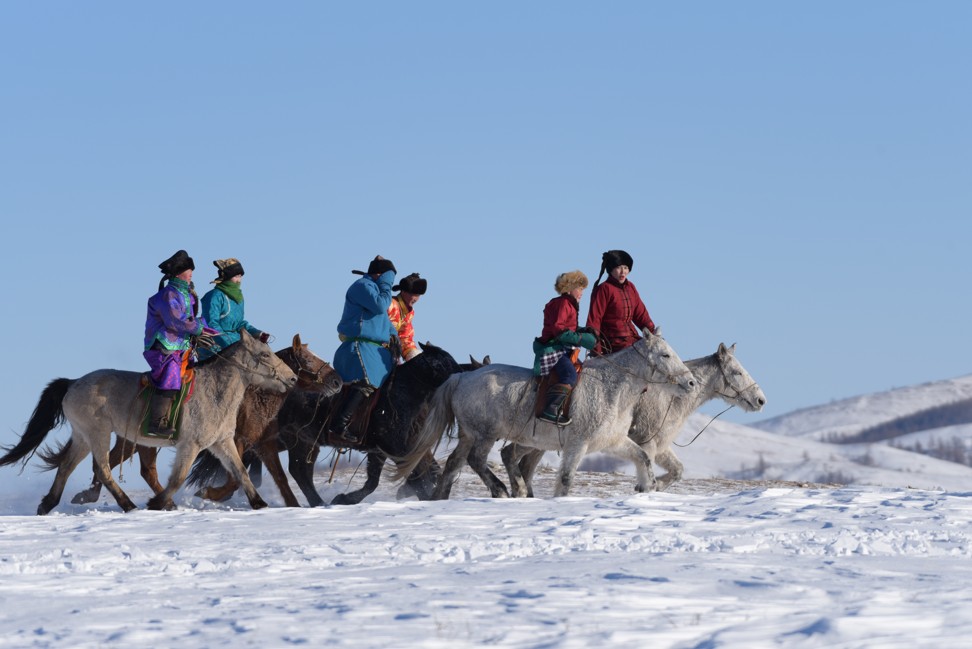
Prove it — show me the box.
[2,2,970,456]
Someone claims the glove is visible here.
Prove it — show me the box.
[576,326,596,336]
[578,332,598,350]
[388,335,403,364]
[259,332,271,344]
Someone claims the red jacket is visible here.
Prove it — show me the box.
[586,276,655,354]
[540,294,581,342]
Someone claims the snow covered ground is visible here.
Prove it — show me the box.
[1,467,970,648]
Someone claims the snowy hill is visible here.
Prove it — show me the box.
[749,374,972,441]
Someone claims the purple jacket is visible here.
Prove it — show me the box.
[144,277,204,352]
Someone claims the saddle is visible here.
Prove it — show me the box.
[325,384,381,450]
[533,350,583,419]
[136,370,195,439]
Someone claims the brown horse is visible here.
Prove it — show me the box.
[70,334,341,507]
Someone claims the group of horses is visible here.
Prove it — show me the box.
[0,328,765,515]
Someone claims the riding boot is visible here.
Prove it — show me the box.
[538,383,573,426]
[145,391,177,438]
[329,385,372,445]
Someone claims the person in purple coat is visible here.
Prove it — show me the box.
[142,250,213,437]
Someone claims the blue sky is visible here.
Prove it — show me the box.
[2,2,970,455]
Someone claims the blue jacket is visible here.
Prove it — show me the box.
[197,287,263,360]
[333,270,398,387]
[143,278,204,352]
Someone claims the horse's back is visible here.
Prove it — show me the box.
[62,368,143,432]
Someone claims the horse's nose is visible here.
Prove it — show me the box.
[757,396,766,407]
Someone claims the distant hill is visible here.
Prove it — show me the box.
[837,397,972,444]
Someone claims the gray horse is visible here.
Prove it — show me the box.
[396,329,697,499]
[0,330,296,514]
[504,342,767,496]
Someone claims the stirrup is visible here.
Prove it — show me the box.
[143,426,177,439]
[538,412,571,426]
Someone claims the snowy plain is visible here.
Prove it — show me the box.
[3,375,972,648]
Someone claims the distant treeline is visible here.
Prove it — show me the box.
[832,397,972,445]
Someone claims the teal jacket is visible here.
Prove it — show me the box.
[197,287,263,360]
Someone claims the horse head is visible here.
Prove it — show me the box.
[638,328,697,395]
[233,329,297,394]
[277,334,343,396]
[714,342,766,412]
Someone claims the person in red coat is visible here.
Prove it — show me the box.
[533,271,597,425]
[585,249,656,356]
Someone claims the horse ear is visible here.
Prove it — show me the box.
[483,355,491,365]
[718,342,729,357]
[293,333,302,350]
[729,342,736,354]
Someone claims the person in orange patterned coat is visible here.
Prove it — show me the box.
[388,272,427,362]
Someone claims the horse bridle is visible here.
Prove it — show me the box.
[714,356,759,402]
[292,352,335,387]
[629,338,693,387]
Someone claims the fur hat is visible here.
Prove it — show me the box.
[554,270,588,295]
[211,258,245,283]
[352,255,397,276]
[601,249,633,272]
[158,250,195,276]
[393,272,427,295]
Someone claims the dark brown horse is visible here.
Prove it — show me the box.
[70,334,341,507]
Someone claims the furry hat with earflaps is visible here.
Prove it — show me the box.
[211,258,245,284]
[393,272,427,295]
[554,270,588,295]
[352,255,397,276]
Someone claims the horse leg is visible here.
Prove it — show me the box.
[432,433,474,500]
[288,442,324,507]
[467,439,509,498]
[397,453,441,501]
[208,437,268,510]
[148,441,202,511]
[137,446,164,494]
[501,444,529,498]
[330,452,384,506]
[257,438,301,507]
[38,436,92,515]
[553,441,589,498]
[654,447,683,491]
[518,448,545,498]
[71,435,139,504]
[613,437,658,493]
[196,439,244,503]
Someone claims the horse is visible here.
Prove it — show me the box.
[68,334,341,508]
[503,342,767,496]
[395,329,697,499]
[0,330,296,514]
[187,342,462,506]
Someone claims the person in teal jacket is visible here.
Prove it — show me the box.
[198,258,270,362]
[329,255,398,444]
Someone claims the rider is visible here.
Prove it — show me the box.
[143,250,214,438]
[197,257,271,362]
[388,272,427,362]
[585,249,656,356]
[533,270,597,425]
[329,255,399,444]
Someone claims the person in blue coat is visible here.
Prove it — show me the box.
[330,255,398,444]
[198,258,270,362]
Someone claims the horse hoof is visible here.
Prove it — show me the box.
[329,494,352,506]
[147,496,176,511]
[71,489,100,505]
[250,499,268,510]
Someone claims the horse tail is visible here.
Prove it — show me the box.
[186,449,227,488]
[0,378,74,468]
[391,373,461,483]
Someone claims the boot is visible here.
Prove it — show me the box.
[538,383,572,426]
[145,392,177,438]
[329,385,372,445]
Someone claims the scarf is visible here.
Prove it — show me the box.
[216,281,244,303]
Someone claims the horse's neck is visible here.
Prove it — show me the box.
[684,354,724,409]
[195,357,249,419]
[579,353,653,412]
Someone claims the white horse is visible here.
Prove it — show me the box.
[0,330,297,514]
[396,329,697,498]
[504,343,766,496]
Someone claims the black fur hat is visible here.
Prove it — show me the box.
[601,249,633,272]
[158,250,195,276]
[353,255,397,276]
[393,272,427,295]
